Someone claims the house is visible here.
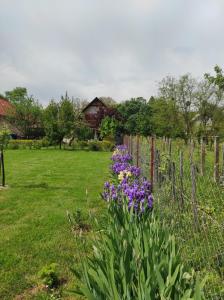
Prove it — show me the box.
[82,97,115,136]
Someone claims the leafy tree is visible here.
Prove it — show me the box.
[149,98,185,138]
[44,94,75,148]
[117,97,152,136]
[158,74,196,141]
[5,87,43,138]
[205,65,224,103]
[5,87,28,104]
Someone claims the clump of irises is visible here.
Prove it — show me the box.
[103,145,153,214]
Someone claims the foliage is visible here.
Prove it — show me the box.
[75,124,94,140]
[75,211,205,299]
[0,129,10,150]
[38,263,59,288]
[149,98,185,138]
[7,139,45,149]
[67,208,91,232]
[73,145,205,299]
[5,87,44,138]
[44,96,75,148]
[100,116,120,139]
[117,97,153,136]
[5,87,28,104]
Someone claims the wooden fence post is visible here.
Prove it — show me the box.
[130,136,132,156]
[171,161,176,201]
[168,138,172,158]
[191,163,199,230]
[214,136,219,183]
[136,135,140,167]
[179,151,184,208]
[222,144,224,176]
[150,136,154,191]
[200,137,205,176]
[1,150,5,187]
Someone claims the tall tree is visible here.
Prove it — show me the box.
[117,97,152,136]
[5,87,28,104]
[5,87,43,138]
[158,74,196,140]
[149,97,184,138]
[44,94,75,148]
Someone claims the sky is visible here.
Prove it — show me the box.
[0,0,224,105]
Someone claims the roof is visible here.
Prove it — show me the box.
[0,97,14,116]
[82,97,107,112]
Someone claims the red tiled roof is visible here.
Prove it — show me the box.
[0,98,14,116]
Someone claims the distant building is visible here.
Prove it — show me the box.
[82,97,115,136]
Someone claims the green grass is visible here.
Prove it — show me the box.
[0,149,110,300]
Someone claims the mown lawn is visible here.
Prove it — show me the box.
[0,150,110,299]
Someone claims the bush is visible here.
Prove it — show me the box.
[101,140,114,151]
[7,139,51,150]
[88,140,102,151]
[77,140,88,150]
[41,137,50,148]
[38,263,59,289]
[33,140,42,149]
[8,140,33,149]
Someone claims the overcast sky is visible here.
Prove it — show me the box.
[0,0,224,104]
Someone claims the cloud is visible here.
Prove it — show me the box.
[0,0,224,104]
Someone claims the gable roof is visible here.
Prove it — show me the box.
[0,97,14,116]
[82,97,107,113]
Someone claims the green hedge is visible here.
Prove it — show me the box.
[6,139,114,151]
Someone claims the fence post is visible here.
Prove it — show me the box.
[168,138,172,158]
[150,136,154,191]
[214,136,219,183]
[200,137,205,176]
[1,150,5,187]
[171,161,176,201]
[136,135,140,167]
[191,163,199,230]
[179,151,184,208]
[130,136,132,156]
[222,144,224,176]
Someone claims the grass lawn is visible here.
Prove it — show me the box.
[0,149,110,300]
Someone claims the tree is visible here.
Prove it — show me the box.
[5,87,43,138]
[148,97,185,138]
[99,97,117,107]
[205,65,224,104]
[44,94,75,148]
[117,97,153,136]
[5,87,28,104]
[158,74,196,141]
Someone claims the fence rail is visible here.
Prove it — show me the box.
[123,135,224,299]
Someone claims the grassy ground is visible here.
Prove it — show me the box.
[0,149,110,300]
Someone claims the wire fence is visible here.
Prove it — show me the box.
[123,135,224,299]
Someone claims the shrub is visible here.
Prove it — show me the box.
[77,140,88,150]
[33,140,42,149]
[41,137,50,148]
[38,263,59,289]
[7,139,50,150]
[88,140,102,151]
[8,140,20,149]
[101,140,114,151]
[67,208,91,232]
